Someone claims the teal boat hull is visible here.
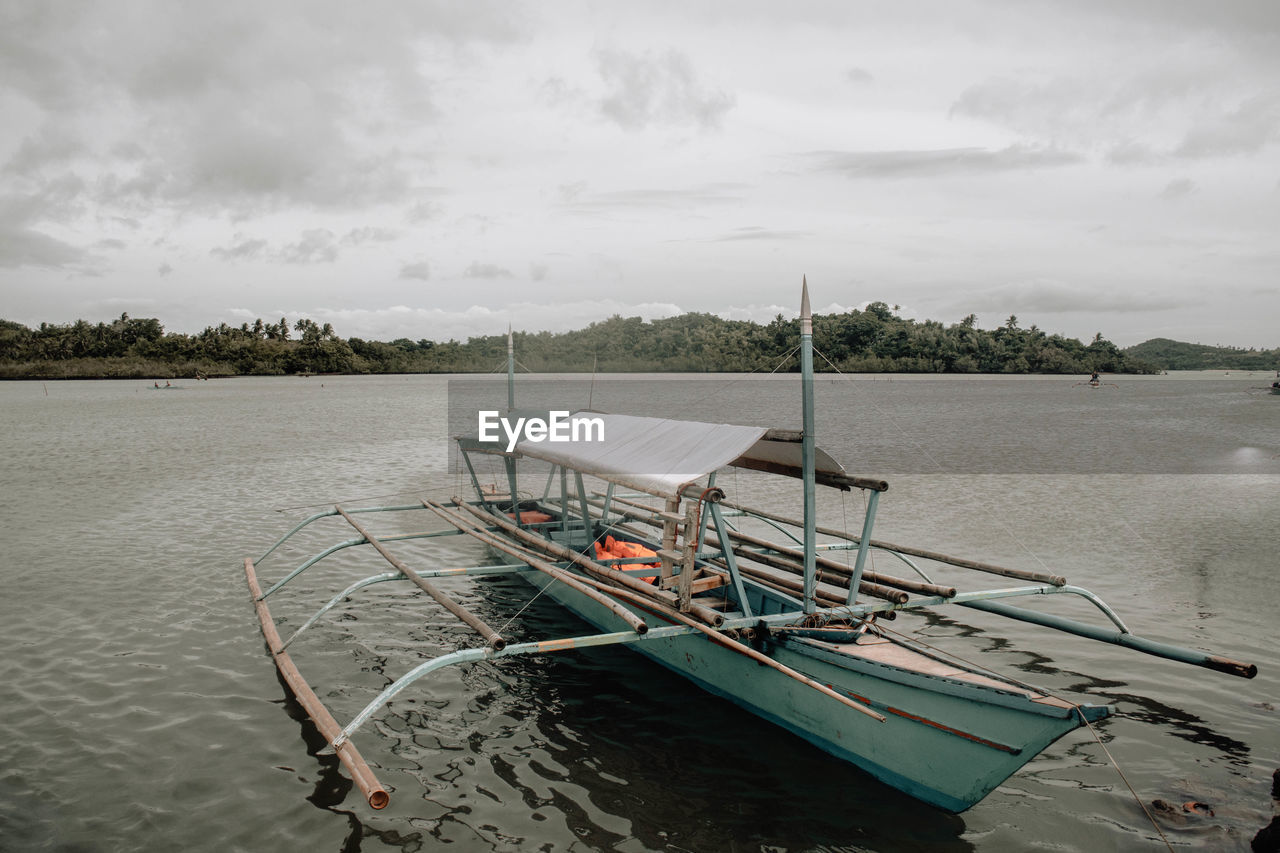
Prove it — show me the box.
[525,563,1109,813]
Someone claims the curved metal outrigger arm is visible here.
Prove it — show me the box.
[869,547,936,585]
[279,571,405,651]
[256,527,489,600]
[745,512,804,547]
[329,624,699,750]
[814,542,942,585]
[260,537,364,599]
[938,585,1254,679]
[257,508,339,565]
[279,562,540,651]
[255,502,459,566]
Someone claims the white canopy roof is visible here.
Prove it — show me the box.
[505,412,848,499]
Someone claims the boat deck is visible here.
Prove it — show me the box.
[829,634,1076,710]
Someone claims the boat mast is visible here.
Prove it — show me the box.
[800,278,817,614]
[504,325,520,524]
[506,325,515,412]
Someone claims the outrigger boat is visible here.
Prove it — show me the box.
[245,281,1256,813]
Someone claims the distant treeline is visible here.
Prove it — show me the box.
[0,304,1161,379]
[1120,338,1280,371]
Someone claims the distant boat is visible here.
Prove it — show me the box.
[245,281,1256,814]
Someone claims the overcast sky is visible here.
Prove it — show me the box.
[2,1,1277,348]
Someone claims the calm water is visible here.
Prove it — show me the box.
[0,373,1276,852]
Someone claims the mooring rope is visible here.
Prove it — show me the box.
[1077,711,1176,853]
[681,343,802,411]
[492,503,622,636]
[809,344,1064,584]
[273,484,457,513]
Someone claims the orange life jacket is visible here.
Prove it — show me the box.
[593,535,660,584]
[507,510,554,524]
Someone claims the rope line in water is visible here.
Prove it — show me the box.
[874,621,1174,851]
[1078,711,1176,853]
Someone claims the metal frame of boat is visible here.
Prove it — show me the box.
[245,281,1256,814]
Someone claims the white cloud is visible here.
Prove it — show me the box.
[2,1,1278,350]
[279,229,339,264]
[594,48,735,130]
[399,261,431,281]
[462,262,514,279]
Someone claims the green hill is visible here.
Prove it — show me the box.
[1,307,1159,379]
[1122,338,1280,371]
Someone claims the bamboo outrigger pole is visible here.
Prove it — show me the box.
[244,557,390,809]
[336,506,507,650]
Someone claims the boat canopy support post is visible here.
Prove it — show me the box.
[559,466,570,533]
[503,456,521,529]
[707,501,753,618]
[335,506,507,650]
[574,471,591,534]
[600,482,616,524]
[461,451,493,514]
[695,473,716,549]
[846,489,880,605]
[541,465,556,501]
